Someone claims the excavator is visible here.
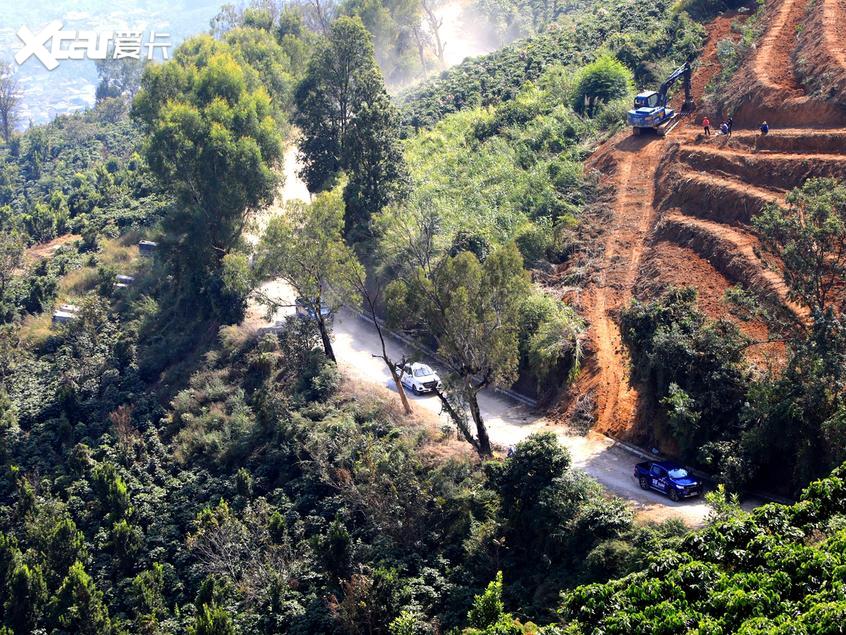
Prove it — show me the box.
[627,62,694,136]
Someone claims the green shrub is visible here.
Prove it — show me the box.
[621,287,751,466]
[572,54,633,117]
[514,223,552,267]
[528,303,585,388]
[593,97,631,132]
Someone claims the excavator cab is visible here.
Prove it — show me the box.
[627,98,672,134]
[633,91,661,109]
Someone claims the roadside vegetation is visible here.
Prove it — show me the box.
[0,0,844,632]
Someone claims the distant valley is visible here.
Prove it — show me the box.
[1,0,220,124]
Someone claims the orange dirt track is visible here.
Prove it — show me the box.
[571,0,846,442]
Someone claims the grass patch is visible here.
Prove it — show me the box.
[17,233,148,344]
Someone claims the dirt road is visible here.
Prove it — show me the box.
[333,309,717,525]
[244,141,723,526]
[581,135,663,438]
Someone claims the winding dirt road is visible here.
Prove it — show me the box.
[333,309,717,525]
[246,142,722,526]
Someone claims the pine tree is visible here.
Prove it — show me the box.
[49,561,112,634]
[191,604,236,635]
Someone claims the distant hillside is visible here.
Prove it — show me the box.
[398,0,704,130]
[1,0,221,124]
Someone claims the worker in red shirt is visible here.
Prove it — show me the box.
[702,116,711,136]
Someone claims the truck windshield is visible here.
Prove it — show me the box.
[668,468,689,479]
[414,367,433,377]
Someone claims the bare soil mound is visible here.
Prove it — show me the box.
[794,0,846,109]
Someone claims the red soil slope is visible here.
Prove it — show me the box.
[567,0,846,443]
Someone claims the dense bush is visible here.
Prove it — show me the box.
[678,0,752,22]
[741,179,846,494]
[572,55,633,116]
[621,287,752,484]
[378,65,597,260]
[0,101,172,324]
[558,462,846,633]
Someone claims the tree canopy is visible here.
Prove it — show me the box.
[387,241,529,455]
[572,54,633,116]
[257,188,362,360]
[755,177,846,316]
[295,16,408,239]
[133,35,284,321]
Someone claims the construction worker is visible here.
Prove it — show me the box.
[727,116,734,136]
[720,121,729,135]
[760,120,769,135]
[703,116,711,136]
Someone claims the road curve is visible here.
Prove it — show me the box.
[333,309,717,526]
[246,141,743,527]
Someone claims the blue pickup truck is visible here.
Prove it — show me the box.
[634,461,703,502]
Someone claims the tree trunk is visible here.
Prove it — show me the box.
[361,286,413,414]
[411,25,429,80]
[317,316,336,362]
[434,388,476,450]
[388,364,413,415]
[376,315,413,413]
[433,386,494,457]
[467,390,492,457]
[421,0,446,68]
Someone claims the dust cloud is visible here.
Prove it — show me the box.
[428,0,502,68]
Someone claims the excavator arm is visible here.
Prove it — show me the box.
[657,62,694,113]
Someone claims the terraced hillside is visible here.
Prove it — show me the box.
[575,0,846,441]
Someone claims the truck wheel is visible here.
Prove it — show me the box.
[669,488,681,502]
[639,477,649,490]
